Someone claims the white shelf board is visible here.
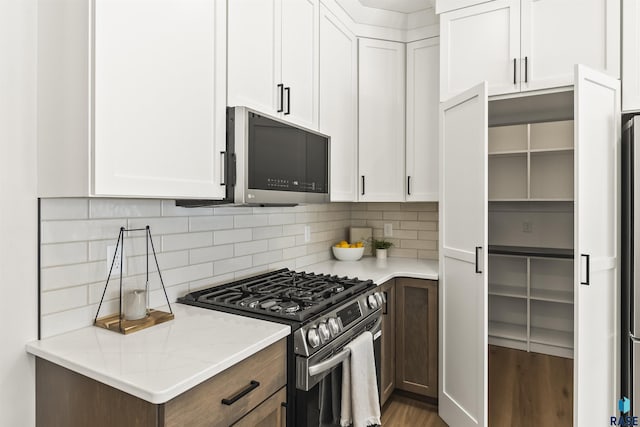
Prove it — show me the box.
[489,321,527,341]
[530,288,573,304]
[489,283,527,299]
[488,149,529,156]
[530,326,573,349]
[529,147,574,154]
[489,198,574,202]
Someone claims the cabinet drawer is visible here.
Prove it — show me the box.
[162,339,286,427]
[233,387,286,427]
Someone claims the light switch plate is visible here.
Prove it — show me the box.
[384,223,393,237]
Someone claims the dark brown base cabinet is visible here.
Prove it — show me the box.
[380,278,438,405]
[35,339,287,427]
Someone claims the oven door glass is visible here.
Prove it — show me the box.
[295,333,382,427]
[248,112,328,194]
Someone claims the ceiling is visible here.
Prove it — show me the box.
[357,0,434,14]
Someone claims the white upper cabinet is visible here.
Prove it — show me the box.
[440,0,521,101]
[227,0,279,116]
[319,6,358,202]
[358,38,406,202]
[521,0,620,92]
[38,0,227,199]
[623,0,640,111]
[439,0,620,100]
[228,0,319,129]
[406,37,440,202]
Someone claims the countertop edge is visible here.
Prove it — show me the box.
[26,326,291,404]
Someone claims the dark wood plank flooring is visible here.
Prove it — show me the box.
[381,345,573,426]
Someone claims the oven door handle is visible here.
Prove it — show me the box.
[308,347,350,377]
[307,316,382,377]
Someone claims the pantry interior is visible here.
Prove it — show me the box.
[487,90,576,425]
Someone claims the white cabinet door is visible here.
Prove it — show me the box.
[521,0,620,92]
[406,37,439,202]
[358,38,405,202]
[439,82,488,427]
[574,65,620,427]
[623,0,640,111]
[319,6,357,202]
[93,0,226,198]
[440,0,520,101]
[228,0,279,115]
[281,0,318,129]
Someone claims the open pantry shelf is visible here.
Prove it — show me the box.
[489,321,527,341]
[488,120,574,201]
[487,252,574,358]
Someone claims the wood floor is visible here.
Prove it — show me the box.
[380,345,573,426]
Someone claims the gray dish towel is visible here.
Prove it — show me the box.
[340,331,381,427]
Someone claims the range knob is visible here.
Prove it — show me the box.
[368,294,379,309]
[318,322,331,343]
[374,292,384,307]
[307,328,320,348]
[327,317,341,336]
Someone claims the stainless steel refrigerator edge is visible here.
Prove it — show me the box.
[623,116,640,414]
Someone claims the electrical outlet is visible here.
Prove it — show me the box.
[304,225,311,243]
[383,223,393,237]
[522,221,533,233]
[107,245,126,276]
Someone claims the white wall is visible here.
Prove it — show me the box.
[0,0,38,425]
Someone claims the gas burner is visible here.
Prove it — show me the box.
[181,268,375,322]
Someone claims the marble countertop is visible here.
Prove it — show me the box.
[26,304,290,404]
[306,256,439,284]
[26,257,438,405]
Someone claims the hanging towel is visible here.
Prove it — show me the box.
[340,331,381,427]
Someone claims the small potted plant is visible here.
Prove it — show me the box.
[371,238,393,259]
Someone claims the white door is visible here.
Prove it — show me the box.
[440,0,520,101]
[228,0,279,115]
[319,6,357,202]
[406,37,439,202]
[93,0,226,198]
[358,38,405,202]
[439,82,488,427]
[574,65,620,426]
[623,0,640,112]
[281,0,318,129]
[521,0,620,92]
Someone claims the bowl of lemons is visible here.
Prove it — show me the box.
[332,240,365,261]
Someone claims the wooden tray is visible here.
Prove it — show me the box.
[94,309,174,335]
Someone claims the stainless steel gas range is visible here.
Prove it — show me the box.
[178,268,384,427]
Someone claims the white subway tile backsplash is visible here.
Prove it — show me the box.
[41,242,88,267]
[42,261,106,291]
[213,228,252,245]
[89,199,161,219]
[214,256,252,275]
[234,214,269,228]
[234,240,269,256]
[42,286,87,315]
[252,250,283,267]
[40,199,88,220]
[252,225,283,240]
[268,213,296,226]
[190,215,234,232]
[162,263,214,287]
[162,232,213,252]
[268,236,296,250]
[190,244,234,264]
[42,219,126,243]
[39,199,437,337]
[128,217,188,235]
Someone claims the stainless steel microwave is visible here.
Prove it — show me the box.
[177,107,330,207]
